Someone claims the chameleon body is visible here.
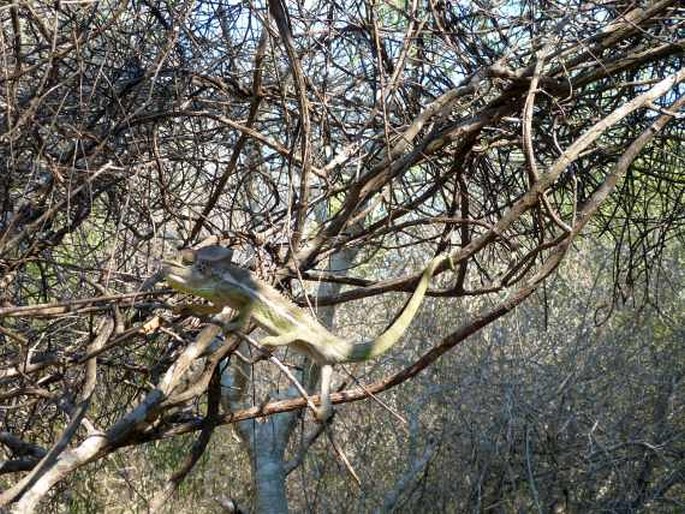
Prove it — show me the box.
[163,245,448,418]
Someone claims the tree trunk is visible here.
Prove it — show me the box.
[239,413,297,514]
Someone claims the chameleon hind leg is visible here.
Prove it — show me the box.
[316,364,333,422]
[260,332,300,347]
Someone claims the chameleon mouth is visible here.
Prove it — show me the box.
[166,273,187,285]
[161,260,190,285]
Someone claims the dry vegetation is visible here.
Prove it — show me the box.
[1,1,683,512]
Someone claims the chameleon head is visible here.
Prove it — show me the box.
[162,245,234,302]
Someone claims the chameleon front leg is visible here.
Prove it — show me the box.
[213,304,277,362]
[213,303,255,334]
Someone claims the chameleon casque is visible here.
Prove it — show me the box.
[163,245,449,419]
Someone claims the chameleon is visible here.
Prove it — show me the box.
[163,245,450,419]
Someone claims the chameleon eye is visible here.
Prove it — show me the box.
[180,248,196,264]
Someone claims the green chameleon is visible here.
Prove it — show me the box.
[163,245,450,419]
